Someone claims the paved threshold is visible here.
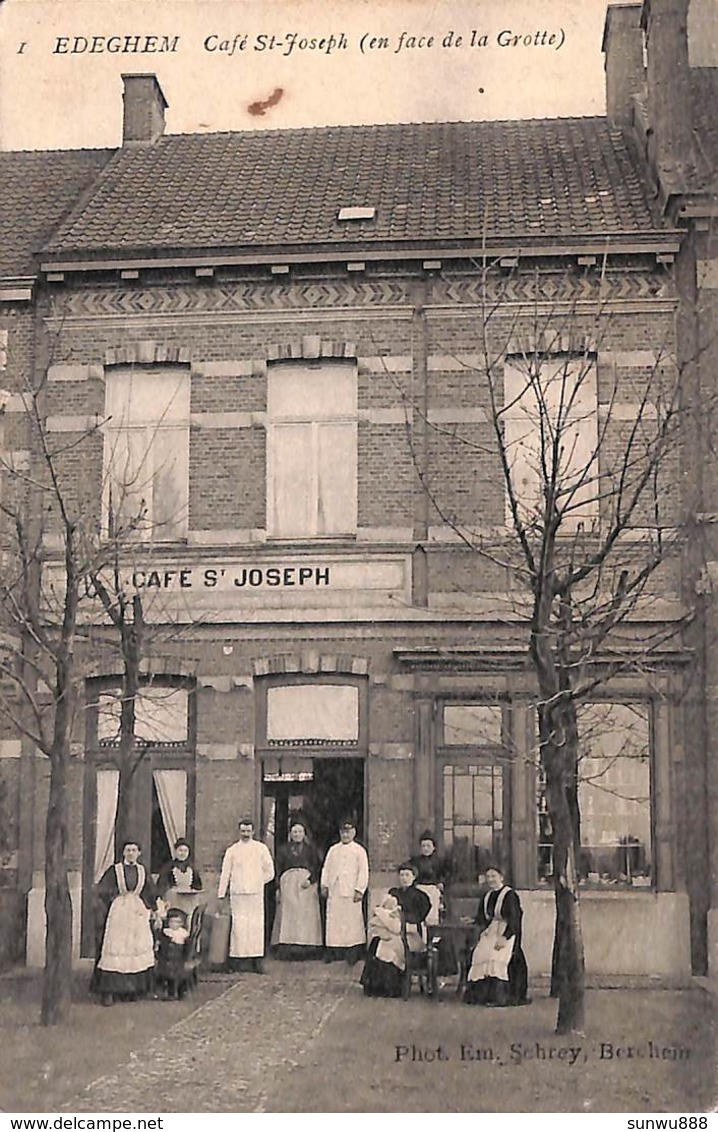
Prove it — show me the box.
[60,964,353,1114]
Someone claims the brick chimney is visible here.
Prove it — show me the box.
[602,4,645,127]
[122,73,168,144]
[642,0,695,189]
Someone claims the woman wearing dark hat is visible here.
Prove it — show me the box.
[157,838,203,916]
[273,818,322,960]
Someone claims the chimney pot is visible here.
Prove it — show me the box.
[122,73,168,145]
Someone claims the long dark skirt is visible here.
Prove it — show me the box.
[274,943,323,961]
[464,946,529,1006]
[90,965,154,998]
[360,938,404,998]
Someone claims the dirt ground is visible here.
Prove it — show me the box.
[0,964,715,1114]
[266,980,718,1114]
[0,967,231,1112]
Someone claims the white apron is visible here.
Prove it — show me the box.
[274,868,322,947]
[467,887,515,984]
[98,864,155,974]
[321,841,369,948]
[416,883,441,926]
[229,892,265,957]
[326,894,366,947]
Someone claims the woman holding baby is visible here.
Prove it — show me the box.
[360,862,431,998]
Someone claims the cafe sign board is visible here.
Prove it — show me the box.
[45,554,412,621]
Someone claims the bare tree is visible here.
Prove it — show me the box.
[0,372,107,1024]
[0,336,191,1023]
[402,259,691,1033]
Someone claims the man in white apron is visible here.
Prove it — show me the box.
[320,820,369,965]
[218,819,275,972]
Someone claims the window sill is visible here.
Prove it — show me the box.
[263,535,358,547]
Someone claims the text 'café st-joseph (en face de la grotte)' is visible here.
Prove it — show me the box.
[1,0,718,982]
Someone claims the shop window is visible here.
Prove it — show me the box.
[503,354,598,530]
[537,702,652,887]
[443,704,503,746]
[96,684,189,746]
[104,367,190,540]
[267,362,357,538]
[93,766,188,881]
[266,683,359,745]
[439,703,508,883]
[442,763,506,883]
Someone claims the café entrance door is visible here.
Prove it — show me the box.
[261,756,365,861]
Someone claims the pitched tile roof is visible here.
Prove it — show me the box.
[41,117,667,264]
[0,149,113,278]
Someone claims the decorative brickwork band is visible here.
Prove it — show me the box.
[506,330,598,356]
[104,340,192,367]
[252,653,369,677]
[266,337,357,362]
[85,658,199,680]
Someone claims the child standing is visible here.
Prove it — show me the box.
[155,908,190,999]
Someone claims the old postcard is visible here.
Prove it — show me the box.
[0,0,716,1118]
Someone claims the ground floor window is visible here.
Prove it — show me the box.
[440,761,508,884]
[81,679,195,956]
[537,701,652,888]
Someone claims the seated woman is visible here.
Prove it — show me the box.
[464,865,529,1007]
[156,838,203,916]
[90,840,160,1007]
[360,862,431,998]
[273,819,322,960]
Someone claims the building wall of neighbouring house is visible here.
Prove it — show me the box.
[601,0,718,977]
[12,257,698,978]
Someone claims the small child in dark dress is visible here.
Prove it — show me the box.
[155,908,190,999]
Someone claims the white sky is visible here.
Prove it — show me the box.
[0,0,614,151]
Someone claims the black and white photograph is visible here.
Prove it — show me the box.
[0,0,716,1118]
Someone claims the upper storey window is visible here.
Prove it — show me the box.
[503,355,599,531]
[104,367,190,540]
[267,361,358,538]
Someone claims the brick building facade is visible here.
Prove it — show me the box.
[1,0,716,977]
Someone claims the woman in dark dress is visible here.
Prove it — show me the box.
[273,819,322,959]
[464,865,529,1007]
[156,838,203,915]
[410,832,456,976]
[410,831,451,892]
[91,840,160,1006]
[361,862,431,998]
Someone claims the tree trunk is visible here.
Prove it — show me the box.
[545,752,586,1034]
[553,867,585,1034]
[114,603,143,854]
[41,755,72,1025]
[115,755,142,852]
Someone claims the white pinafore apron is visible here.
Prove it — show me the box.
[274,868,323,947]
[467,886,515,984]
[98,864,155,974]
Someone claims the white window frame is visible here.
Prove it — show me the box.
[503,354,599,531]
[103,367,190,541]
[266,362,358,539]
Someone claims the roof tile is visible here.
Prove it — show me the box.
[39,118,665,261]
